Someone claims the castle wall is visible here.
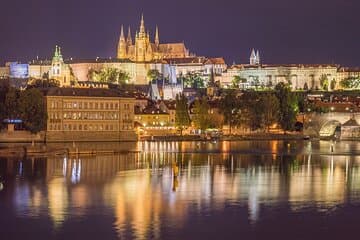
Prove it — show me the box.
[29,65,51,79]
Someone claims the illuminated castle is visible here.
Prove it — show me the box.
[117,15,190,62]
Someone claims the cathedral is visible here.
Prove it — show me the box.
[117,15,191,62]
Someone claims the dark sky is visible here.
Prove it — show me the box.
[1,0,360,66]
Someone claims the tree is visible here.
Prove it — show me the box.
[175,94,191,135]
[320,74,329,91]
[42,72,49,80]
[209,112,224,129]
[232,76,241,88]
[238,91,262,131]
[28,78,60,88]
[192,97,210,131]
[5,87,19,120]
[118,70,130,85]
[275,82,298,133]
[18,88,47,133]
[311,77,315,90]
[303,82,309,91]
[260,93,279,132]
[340,77,360,89]
[147,69,161,82]
[220,90,238,134]
[99,68,119,83]
[183,72,205,88]
[0,80,10,129]
[87,68,98,81]
[330,79,336,90]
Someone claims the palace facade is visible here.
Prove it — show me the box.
[220,50,360,90]
[45,87,137,142]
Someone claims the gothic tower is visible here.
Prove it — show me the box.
[249,49,260,65]
[117,25,127,59]
[127,26,132,46]
[250,49,257,65]
[256,50,260,65]
[155,25,160,47]
[135,14,151,62]
[51,45,64,77]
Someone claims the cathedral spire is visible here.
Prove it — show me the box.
[120,25,125,40]
[127,26,132,45]
[139,14,145,36]
[250,49,256,65]
[256,50,260,64]
[155,25,159,47]
[117,25,127,59]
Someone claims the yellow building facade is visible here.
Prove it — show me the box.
[45,88,137,142]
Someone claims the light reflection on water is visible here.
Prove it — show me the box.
[1,141,360,239]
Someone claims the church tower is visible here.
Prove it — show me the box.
[117,25,127,59]
[135,14,151,62]
[250,49,260,65]
[250,49,256,65]
[51,45,64,77]
[50,45,71,86]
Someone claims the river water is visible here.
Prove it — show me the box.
[1,140,360,239]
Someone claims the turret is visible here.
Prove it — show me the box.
[155,25,160,47]
[250,49,256,65]
[117,25,127,59]
[256,50,260,65]
[139,14,145,37]
[127,26,133,45]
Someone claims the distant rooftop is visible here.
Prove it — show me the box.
[45,87,135,98]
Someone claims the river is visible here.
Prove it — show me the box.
[0,140,360,239]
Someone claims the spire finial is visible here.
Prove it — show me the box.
[155,25,159,46]
[120,25,125,40]
[127,26,132,45]
[139,14,145,35]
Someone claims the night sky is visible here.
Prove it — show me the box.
[1,0,360,66]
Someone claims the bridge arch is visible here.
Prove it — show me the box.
[318,120,341,138]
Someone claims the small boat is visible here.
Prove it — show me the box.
[303,135,311,140]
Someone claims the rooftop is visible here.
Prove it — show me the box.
[45,87,135,98]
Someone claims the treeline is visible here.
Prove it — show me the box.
[0,80,46,133]
[175,83,303,134]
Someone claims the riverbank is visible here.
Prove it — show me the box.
[140,133,306,141]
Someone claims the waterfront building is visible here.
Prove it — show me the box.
[134,103,175,136]
[45,87,137,142]
[341,118,360,140]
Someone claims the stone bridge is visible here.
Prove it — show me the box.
[303,112,358,137]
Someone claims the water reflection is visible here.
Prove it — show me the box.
[1,141,360,239]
